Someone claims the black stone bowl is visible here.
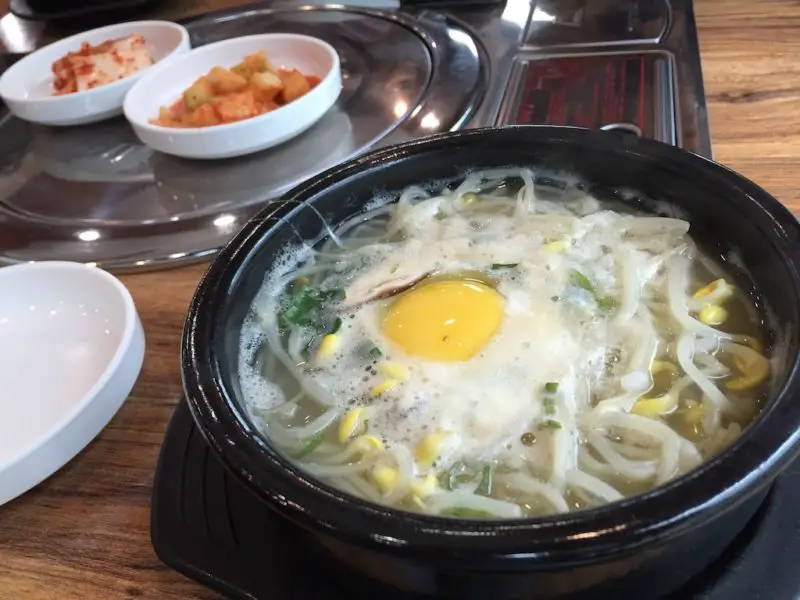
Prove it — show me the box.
[181,126,800,599]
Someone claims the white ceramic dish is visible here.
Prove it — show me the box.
[123,33,342,160]
[0,21,191,127]
[0,262,145,506]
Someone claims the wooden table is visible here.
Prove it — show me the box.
[0,1,799,597]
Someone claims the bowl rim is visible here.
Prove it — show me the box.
[0,261,140,472]
[122,33,341,137]
[182,125,800,558]
[0,20,190,104]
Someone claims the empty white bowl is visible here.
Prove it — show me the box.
[0,262,145,506]
[123,33,342,160]
[0,21,191,127]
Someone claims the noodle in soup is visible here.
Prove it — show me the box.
[238,169,771,519]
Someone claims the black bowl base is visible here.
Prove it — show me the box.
[151,401,800,599]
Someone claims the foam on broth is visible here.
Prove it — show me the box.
[237,169,772,519]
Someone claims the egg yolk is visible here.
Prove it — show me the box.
[381,279,505,362]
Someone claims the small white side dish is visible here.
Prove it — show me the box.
[123,34,342,160]
[0,262,145,506]
[0,21,190,127]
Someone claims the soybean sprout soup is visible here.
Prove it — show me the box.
[238,169,772,519]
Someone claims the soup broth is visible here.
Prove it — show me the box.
[238,169,771,519]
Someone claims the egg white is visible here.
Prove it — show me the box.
[305,214,625,480]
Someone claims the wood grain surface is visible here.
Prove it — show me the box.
[1,0,799,598]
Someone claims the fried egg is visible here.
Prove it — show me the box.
[308,243,583,475]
